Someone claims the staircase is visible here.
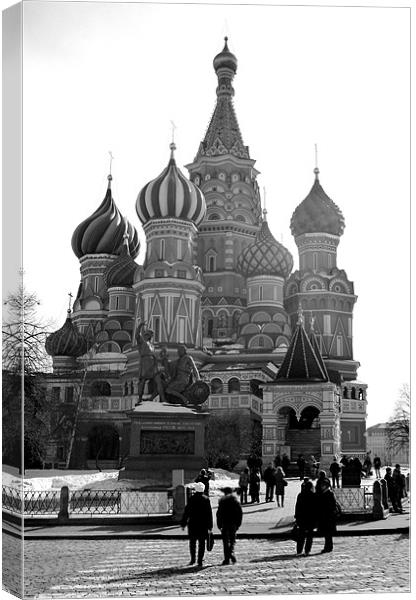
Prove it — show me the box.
[285,429,321,476]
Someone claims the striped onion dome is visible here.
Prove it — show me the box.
[104,235,137,288]
[237,212,293,278]
[45,311,91,357]
[213,36,237,74]
[71,176,140,259]
[136,143,206,226]
[291,169,345,238]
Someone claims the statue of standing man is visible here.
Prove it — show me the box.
[135,322,165,404]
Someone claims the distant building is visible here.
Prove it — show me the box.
[366,422,409,466]
[43,39,368,470]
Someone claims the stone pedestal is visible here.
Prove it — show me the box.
[120,402,209,483]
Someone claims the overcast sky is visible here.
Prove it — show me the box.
[2,0,412,427]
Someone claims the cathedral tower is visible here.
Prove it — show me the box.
[285,168,358,379]
[71,175,140,334]
[186,39,262,344]
[135,144,206,347]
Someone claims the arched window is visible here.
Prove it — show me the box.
[235,215,246,222]
[343,387,348,399]
[351,387,356,399]
[130,382,134,395]
[90,381,111,397]
[228,378,240,393]
[207,319,214,336]
[124,382,129,396]
[218,312,227,328]
[208,213,220,221]
[206,254,216,272]
[358,388,364,400]
[210,378,223,394]
[160,239,165,260]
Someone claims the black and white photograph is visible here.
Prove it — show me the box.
[1,0,412,598]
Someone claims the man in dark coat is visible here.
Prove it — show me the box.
[294,479,317,556]
[263,462,276,502]
[216,487,243,565]
[316,479,337,553]
[297,454,306,480]
[315,470,332,495]
[281,453,291,475]
[181,482,213,566]
[329,458,341,488]
[384,467,399,512]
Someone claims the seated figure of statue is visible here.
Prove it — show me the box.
[166,345,200,398]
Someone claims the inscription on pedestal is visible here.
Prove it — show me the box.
[140,430,195,455]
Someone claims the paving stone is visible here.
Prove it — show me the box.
[2,532,410,597]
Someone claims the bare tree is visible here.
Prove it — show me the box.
[2,285,52,469]
[3,285,52,374]
[386,384,410,455]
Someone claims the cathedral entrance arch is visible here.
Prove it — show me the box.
[275,400,322,467]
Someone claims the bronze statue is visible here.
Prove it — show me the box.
[135,322,165,404]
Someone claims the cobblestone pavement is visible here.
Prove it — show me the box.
[2,532,410,598]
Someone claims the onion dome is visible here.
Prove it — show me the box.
[136,143,206,226]
[71,175,140,259]
[213,36,237,73]
[237,211,293,278]
[290,169,345,238]
[104,233,137,288]
[45,311,91,357]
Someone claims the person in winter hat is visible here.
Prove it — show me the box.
[181,481,213,567]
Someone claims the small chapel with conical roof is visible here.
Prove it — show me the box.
[44,39,367,471]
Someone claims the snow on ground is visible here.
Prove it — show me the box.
[1,467,239,493]
[2,465,408,493]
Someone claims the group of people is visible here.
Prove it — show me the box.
[384,464,407,513]
[181,485,242,567]
[294,475,339,556]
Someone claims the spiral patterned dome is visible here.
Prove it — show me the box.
[290,170,345,238]
[136,144,206,226]
[237,215,293,278]
[104,237,137,288]
[213,37,237,73]
[45,311,91,357]
[71,176,140,259]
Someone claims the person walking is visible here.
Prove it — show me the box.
[316,479,337,553]
[238,468,249,505]
[281,453,291,475]
[297,454,306,480]
[263,463,276,502]
[392,464,405,512]
[373,455,382,478]
[249,468,261,503]
[315,470,332,495]
[384,467,399,512]
[181,482,213,567]
[329,457,341,488]
[309,455,318,479]
[274,466,287,507]
[216,487,243,565]
[294,479,317,556]
[363,453,372,478]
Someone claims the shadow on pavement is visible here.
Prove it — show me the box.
[105,563,217,583]
[250,553,298,563]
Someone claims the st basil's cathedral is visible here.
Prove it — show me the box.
[44,39,368,472]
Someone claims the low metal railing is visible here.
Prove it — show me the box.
[2,485,173,517]
[2,486,60,515]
